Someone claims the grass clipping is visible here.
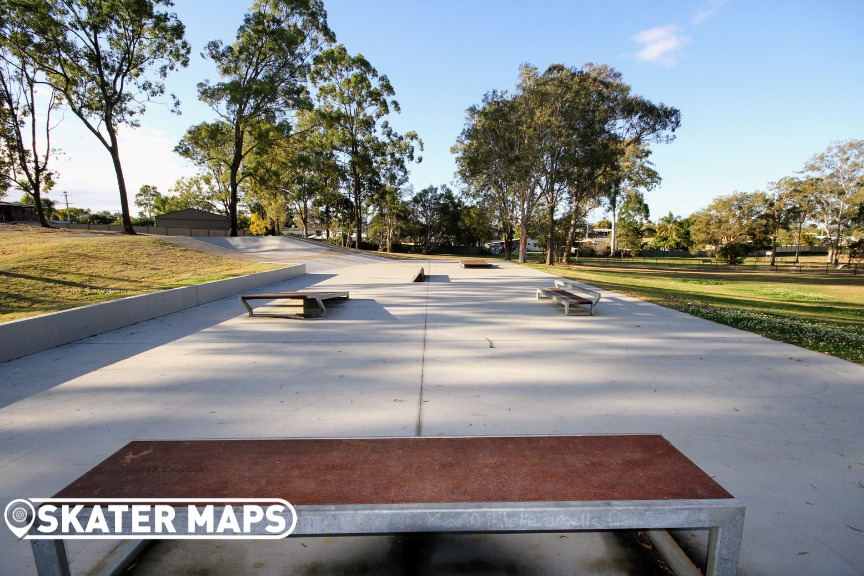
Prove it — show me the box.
[0,226,284,322]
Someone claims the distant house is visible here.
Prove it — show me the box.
[485,238,540,254]
[0,201,38,223]
[155,208,228,230]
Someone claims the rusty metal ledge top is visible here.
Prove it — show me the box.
[55,435,733,505]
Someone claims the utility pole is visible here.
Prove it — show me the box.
[62,191,71,223]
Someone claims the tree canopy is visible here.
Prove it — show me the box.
[455,62,680,263]
[310,44,421,248]
[6,0,190,233]
[197,0,333,236]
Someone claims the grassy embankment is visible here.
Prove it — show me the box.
[0,225,283,322]
[526,258,864,365]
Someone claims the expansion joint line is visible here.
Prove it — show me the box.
[415,260,431,437]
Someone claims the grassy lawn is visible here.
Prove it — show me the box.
[527,260,864,365]
[0,225,283,322]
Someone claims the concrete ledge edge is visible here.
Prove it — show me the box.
[0,264,305,363]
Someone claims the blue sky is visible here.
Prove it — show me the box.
[47,0,864,221]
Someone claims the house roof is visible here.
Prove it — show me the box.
[0,201,36,208]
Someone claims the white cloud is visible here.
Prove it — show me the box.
[632,24,688,66]
[692,0,728,25]
[631,0,726,67]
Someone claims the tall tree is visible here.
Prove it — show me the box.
[456,62,679,264]
[134,184,161,219]
[601,143,660,256]
[198,0,333,236]
[777,176,820,264]
[406,184,461,254]
[175,121,236,217]
[286,112,340,238]
[522,64,578,265]
[802,140,864,265]
[454,89,539,263]
[615,189,651,256]
[312,187,352,244]
[763,179,800,266]
[0,9,61,227]
[10,0,190,233]
[370,153,410,253]
[311,44,420,249]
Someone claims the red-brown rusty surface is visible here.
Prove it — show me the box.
[54,436,733,504]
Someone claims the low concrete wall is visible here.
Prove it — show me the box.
[0,264,305,363]
[48,222,250,237]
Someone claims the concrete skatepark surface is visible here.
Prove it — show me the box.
[1,236,862,575]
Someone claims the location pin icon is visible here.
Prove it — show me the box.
[5,499,36,539]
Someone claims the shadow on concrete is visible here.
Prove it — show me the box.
[127,531,676,576]
[0,274,337,409]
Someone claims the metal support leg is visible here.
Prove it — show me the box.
[705,507,746,576]
[31,539,70,576]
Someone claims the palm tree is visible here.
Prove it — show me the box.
[655,212,683,250]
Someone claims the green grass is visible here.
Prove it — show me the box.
[0,225,284,322]
[527,261,864,365]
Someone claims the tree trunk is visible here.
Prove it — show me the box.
[770,230,778,266]
[300,198,309,238]
[545,200,555,265]
[502,226,513,261]
[794,220,803,264]
[831,222,843,266]
[106,128,135,234]
[386,210,394,252]
[518,222,529,263]
[562,206,579,265]
[352,169,362,249]
[228,124,244,237]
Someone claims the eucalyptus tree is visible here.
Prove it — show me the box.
[241,115,337,237]
[456,62,679,264]
[615,189,651,255]
[763,179,801,266]
[521,64,580,265]
[600,142,660,255]
[198,0,333,236]
[406,184,462,254]
[134,184,161,219]
[175,121,236,217]
[7,0,190,233]
[0,139,12,197]
[454,89,540,262]
[311,44,421,248]
[568,63,679,257]
[0,10,61,227]
[370,156,411,253]
[802,140,864,264]
[690,191,770,264]
[287,114,341,238]
[312,187,352,243]
[776,176,819,264]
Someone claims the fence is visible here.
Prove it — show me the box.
[569,256,860,276]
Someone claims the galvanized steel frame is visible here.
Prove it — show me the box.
[32,497,744,576]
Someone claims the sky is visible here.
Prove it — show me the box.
[41,0,864,222]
